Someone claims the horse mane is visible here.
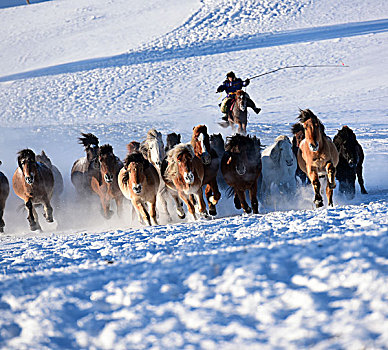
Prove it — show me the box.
[36,150,52,167]
[225,134,261,158]
[165,133,181,152]
[146,128,162,141]
[17,149,36,168]
[164,143,194,181]
[127,141,140,154]
[193,124,208,136]
[123,152,150,170]
[297,109,325,134]
[335,125,357,143]
[99,144,113,156]
[79,133,99,147]
[291,122,304,135]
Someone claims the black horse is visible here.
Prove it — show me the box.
[165,133,181,153]
[333,126,367,199]
[291,122,309,185]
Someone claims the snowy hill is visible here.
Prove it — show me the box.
[0,0,387,348]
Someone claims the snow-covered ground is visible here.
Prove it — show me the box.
[0,0,387,348]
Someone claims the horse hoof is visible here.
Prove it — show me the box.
[200,212,210,220]
[361,189,368,194]
[314,200,324,208]
[244,207,252,214]
[234,196,241,210]
[178,212,186,220]
[209,208,217,216]
[46,217,54,223]
[30,223,41,231]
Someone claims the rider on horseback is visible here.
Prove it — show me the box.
[216,71,261,121]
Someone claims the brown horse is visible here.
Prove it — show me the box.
[0,161,10,233]
[118,152,160,226]
[71,133,100,197]
[224,90,249,134]
[297,109,339,207]
[161,144,207,220]
[36,150,64,206]
[191,125,221,216]
[12,149,54,231]
[221,134,261,214]
[90,144,124,219]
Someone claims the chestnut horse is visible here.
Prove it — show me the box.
[71,133,100,197]
[91,144,124,219]
[221,134,261,214]
[12,149,54,231]
[36,150,64,206]
[333,125,367,199]
[0,161,10,233]
[297,109,339,207]
[118,152,160,226]
[161,144,207,220]
[191,125,221,216]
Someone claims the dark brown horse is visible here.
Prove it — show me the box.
[226,90,249,134]
[291,122,309,185]
[90,144,124,219]
[36,150,64,206]
[118,152,160,226]
[221,134,262,214]
[297,109,339,207]
[333,125,367,199]
[12,149,54,231]
[161,144,207,220]
[191,125,221,216]
[0,161,9,233]
[71,133,100,197]
[165,133,181,153]
[127,141,141,155]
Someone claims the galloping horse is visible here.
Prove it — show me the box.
[261,135,297,206]
[161,144,207,220]
[36,150,64,206]
[221,134,261,214]
[140,128,176,222]
[221,90,249,134]
[118,152,160,226]
[71,133,100,197]
[12,149,54,231]
[291,122,309,185]
[90,144,124,219]
[0,161,9,232]
[297,109,339,207]
[191,125,221,216]
[333,125,367,199]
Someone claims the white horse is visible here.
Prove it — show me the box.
[261,135,297,207]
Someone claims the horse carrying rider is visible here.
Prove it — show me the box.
[216,71,261,121]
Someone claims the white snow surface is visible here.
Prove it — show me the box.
[0,0,388,348]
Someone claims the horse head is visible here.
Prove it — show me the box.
[165,133,181,153]
[167,144,196,185]
[271,136,294,167]
[141,129,165,169]
[334,126,359,168]
[210,133,225,157]
[235,90,247,112]
[36,150,52,168]
[79,132,100,169]
[123,153,149,194]
[298,109,325,152]
[18,149,37,185]
[192,125,211,165]
[126,141,141,155]
[98,144,117,183]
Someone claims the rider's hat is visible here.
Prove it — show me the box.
[226,71,236,79]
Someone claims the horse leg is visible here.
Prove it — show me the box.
[26,199,41,231]
[249,183,259,214]
[326,181,334,207]
[148,198,158,226]
[236,190,251,214]
[326,162,336,190]
[205,180,220,216]
[42,197,54,222]
[178,191,197,220]
[115,195,124,218]
[195,188,208,218]
[0,208,4,233]
[158,188,173,222]
[132,199,151,226]
[234,193,241,209]
[308,170,323,208]
[356,163,368,194]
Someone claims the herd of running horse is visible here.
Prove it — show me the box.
[0,109,368,232]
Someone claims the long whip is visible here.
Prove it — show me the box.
[249,64,349,80]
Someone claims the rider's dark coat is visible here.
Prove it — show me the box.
[217,78,249,96]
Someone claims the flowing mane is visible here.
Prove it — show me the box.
[297,109,325,134]
[225,134,261,159]
[291,122,305,135]
[79,133,99,148]
[334,125,357,145]
[99,144,113,156]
